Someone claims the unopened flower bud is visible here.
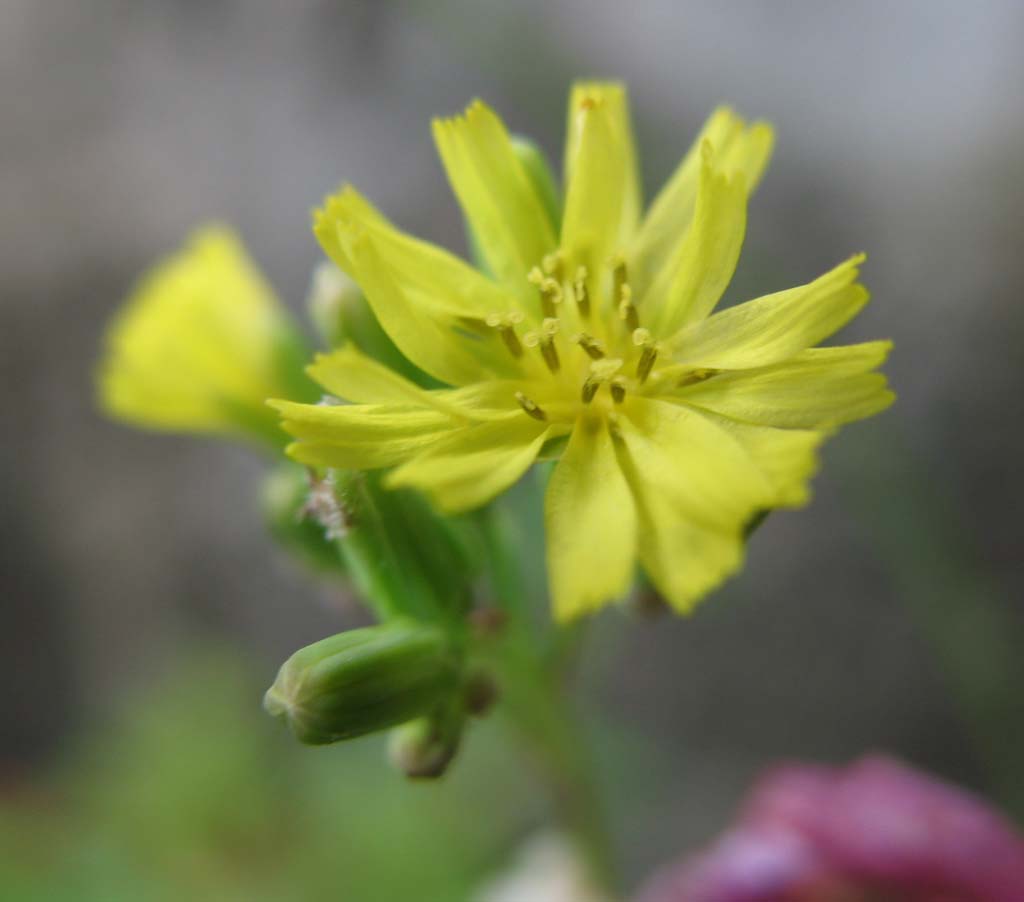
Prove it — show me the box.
[305,262,429,384]
[264,621,459,745]
[306,262,363,349]
[388,705,463,780]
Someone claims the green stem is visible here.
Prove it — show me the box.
[475,502,619,893]
[512,666,618,893]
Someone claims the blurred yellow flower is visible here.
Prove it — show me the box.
[273,82,893,620]
[99,227,314,448]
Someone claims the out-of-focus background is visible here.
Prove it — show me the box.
[3,1,1023,898]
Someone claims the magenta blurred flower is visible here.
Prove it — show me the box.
[636,755,1024,902]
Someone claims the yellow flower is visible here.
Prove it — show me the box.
[273,83,893,620]
[99,227,315,448]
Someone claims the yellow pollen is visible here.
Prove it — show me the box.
[515,391,547,421]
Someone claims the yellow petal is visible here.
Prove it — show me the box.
[689,410,825,507]
[617,398,774,529]
[645,143,749,336]
[432,100,557,291]
[272,399,452,469]
[669,255,869,369]
[628,480,744,615]
[546,416,637,621]
[98,226,311,445]
[677,340,894,429]
[314,186,521,322]
[386,414,553,514]
[632,107,773,293]
[306,344,500,421]
[333,226,493,387]
[561,82,641,273]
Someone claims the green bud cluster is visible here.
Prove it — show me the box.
[264,620,458,745]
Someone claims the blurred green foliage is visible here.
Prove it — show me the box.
[0,650,545,901]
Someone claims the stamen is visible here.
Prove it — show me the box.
[581,379,600,404]
[581,358,623,404]
[515,391,547,421]
[486,311,525,358]
[611,257,628,303]
[610,376,628,404]
[573,266,591,319]
[542,251,564,282]
[677,368,717,388]
[525,318,561,373]
[573,332,606,360]
[633,328,659,384]
[540,318,560,372]
[618,284,639,332]
[529,267,563,318]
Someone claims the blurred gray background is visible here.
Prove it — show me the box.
[3,0,1023,887]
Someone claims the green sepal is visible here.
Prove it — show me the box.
[512,135,562,232]
[465,135,562,275]
[264,621,459,745]
[329,470,482,624]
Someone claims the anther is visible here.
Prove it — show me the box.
[573,333,606,360]
[515,391,547,421]
[633,328,659,384]
[677,368,717,388]
[542,251,564,282]
[611,258,628,303]
[573,266,591,319]
[525,318,561,373]
[528,268,563,318]
[540,318,560,372]
[486,311,525,358]
[581,379,600,404]
[610,376,628,404]
[618,284,639,332]
[581,357,623,404]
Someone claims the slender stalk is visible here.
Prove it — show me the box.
[475,502,619,893]
[506,663,618,893]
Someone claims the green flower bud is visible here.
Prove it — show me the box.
[264,621,459,745]
[330,470,482,623]
[261,463,347,577]
[388,705,463,779]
